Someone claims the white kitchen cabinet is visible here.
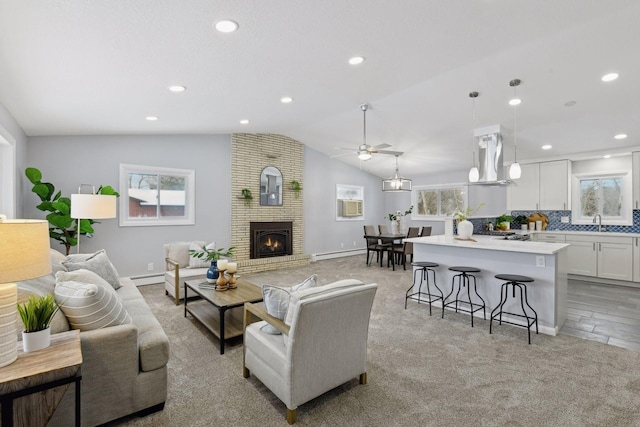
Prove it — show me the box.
[534,233,566,243]
[539,160,571,210]
[507,160,571,211]
[566,234,633,281]
[507,163,539,210]
[633,237,640,282]
[633,152,640,210]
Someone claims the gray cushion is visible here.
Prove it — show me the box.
[62,249,121,290]
[261,274,317,335]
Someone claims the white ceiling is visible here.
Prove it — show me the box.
[1,0,639,178]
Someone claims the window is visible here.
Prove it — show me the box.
[119,164,195,226]
[336,184,364,221]
[572,171,632,225]
[412,185,467,219]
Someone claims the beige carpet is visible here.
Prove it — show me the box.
[112,255,640,426]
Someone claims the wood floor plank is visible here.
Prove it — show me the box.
[607,337,640,352]
[559,326,609,344]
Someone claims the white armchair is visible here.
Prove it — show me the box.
[163,241,212,305]
[243,280,378,424]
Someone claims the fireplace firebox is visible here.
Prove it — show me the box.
[250,222,293,259]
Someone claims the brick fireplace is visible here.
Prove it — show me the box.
[231,134,310,274]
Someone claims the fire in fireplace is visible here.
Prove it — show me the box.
[250,221,293,259]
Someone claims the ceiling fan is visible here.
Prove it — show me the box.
[332,104,404,160]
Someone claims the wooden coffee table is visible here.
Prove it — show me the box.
[184,278,263,354]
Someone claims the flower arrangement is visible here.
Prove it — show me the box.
[452,203,484,221]
[387,206,413,221]
[189,245,235,262]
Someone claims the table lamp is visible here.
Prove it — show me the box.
[70,185,117,254]
[0,219,51,367]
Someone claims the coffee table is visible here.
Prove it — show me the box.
[184,277,263,354]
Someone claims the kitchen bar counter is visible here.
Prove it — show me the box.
[406,234,569,336]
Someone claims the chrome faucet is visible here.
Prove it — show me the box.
[593,214,603,232]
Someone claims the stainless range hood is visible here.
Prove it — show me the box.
[473,125,510,185]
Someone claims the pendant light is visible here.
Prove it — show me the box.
[509,79,522,180]
[382,155,412,192]
[468,91,480,183]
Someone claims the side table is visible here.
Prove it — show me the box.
[0,330,82,427]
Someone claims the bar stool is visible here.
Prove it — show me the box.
[442,266,485,327]
[405,261,444,316]
[490,274,538,344]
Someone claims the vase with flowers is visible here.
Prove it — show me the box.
[189,245,235,284]
[387,206,413,234]
[453,203,484,240]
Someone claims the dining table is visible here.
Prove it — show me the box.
[363,233,407,270]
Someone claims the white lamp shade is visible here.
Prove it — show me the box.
[0,219,52,283]
[468,167,479,183]
[509,162,522,180]
[71,194,117,219]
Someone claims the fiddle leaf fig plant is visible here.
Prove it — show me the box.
[25,167,119,255]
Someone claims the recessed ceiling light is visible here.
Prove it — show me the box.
[145,116,158,121]
[280,97,293,104]
[542,145,552,150]
[601,72,619,82]
[564,101,576,107]
[509,98,521,106]
[348,56,365,65]
[614,133,627,140]
[240,119,249,125]
[168,85,186,93]
[214,20,239,33]
[603,154,612,159]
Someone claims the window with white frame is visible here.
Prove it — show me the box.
[411,185,467,219]
[571,171,632,225]
[119,164,195,226]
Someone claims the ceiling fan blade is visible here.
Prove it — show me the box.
[336,147,357,151]
[376,150,404,156]
[329,152,355,158]
[370,143,391,150]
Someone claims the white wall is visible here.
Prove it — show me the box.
[25,135,231,277]
[0,101,27,217]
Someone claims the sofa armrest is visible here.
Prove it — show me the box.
[244,302,290,336]
[165,257,181,305]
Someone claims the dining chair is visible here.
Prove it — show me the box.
[378,224,389,234]
[393,226,420,270]
[420,226,432,237]
[363,225,384,266]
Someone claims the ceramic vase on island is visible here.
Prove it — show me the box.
[457,220,474,240]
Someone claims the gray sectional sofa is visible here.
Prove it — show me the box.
[16,249,169,426]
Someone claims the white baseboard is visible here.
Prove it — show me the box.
[311,249,366,262]
[131,273,164,286]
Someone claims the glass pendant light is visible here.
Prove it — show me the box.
[509,79,522,180]
[468,91,479,183]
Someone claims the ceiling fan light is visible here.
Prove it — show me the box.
[358,151,372,161]
[468,167,479,183]
[509,162,522,180]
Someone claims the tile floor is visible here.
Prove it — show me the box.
[561,279,640,352]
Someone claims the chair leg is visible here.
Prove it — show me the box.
[360,372,367,384]
[287,408,297,425]
[243,366,250,378]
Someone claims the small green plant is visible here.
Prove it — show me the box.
[241,188,253,207]
[387,206,413,221]
[17,294,61,333]
[453,203,485,221]
[189,245,235,262]
[290,180,302,199]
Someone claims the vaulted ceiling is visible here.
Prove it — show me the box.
[0,1,638,178]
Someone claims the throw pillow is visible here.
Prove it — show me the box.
[188,241,215,268]
[55,269,112,288]
[62,249,121,290]
[54,279,132,331]
[260,274,318,335]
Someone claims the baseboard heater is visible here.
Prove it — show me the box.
[311,249,366,262]
[130,273,164,286]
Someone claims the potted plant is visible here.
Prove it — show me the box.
[290,180,302,199]
[189,245,235,283]
[495,213,513,231]
[241,188,253,207]
[453,203,484,239]
[17,294,61,352]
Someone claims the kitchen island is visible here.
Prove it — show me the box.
[404,234,569,335]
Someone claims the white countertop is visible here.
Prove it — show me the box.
[405,234,569,255]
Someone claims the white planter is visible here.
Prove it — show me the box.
[22,327,51,353]
[457,220,474,240]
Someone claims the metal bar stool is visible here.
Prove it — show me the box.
[442,266,486,327]
[490,274,539,344]
[405,261,444,316]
